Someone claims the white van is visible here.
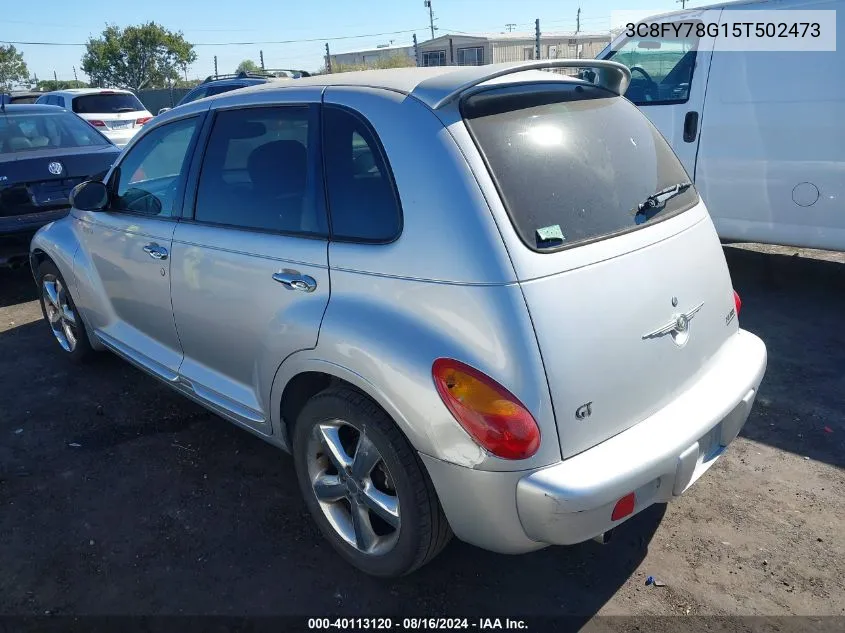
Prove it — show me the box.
[599,0,844,251]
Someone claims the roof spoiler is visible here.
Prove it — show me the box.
[415,60,631,110]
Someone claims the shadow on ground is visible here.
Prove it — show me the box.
[725,246,845,469]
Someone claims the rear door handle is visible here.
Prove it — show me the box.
[683,111,699,143]
[143,243,168,260]
[272,271,317,293]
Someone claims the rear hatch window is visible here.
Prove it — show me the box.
[461,81,698,251]
[73,93,146,114]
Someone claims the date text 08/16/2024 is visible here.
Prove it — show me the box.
[307,618,529,630]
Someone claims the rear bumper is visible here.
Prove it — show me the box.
[102,128,139,148]
[421,329,767,554]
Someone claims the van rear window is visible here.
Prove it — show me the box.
[462,82,698,251]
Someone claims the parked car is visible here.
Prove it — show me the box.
[30,60,767,577]
[0,104,120,268]
[36,88,153,148]
[598,0,844,251]
[157,69,311,115]
[1,91,46,105]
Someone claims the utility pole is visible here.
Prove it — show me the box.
[424,0,436,40]
[677,0,687,8]
[213,56,218,79]
[72,66,78,82]
[413,33,420,67]
[576,7,581,34]
[505,23,516,32]
[325,43,332,74]
[535,19,541,60]
[260,50,265,70]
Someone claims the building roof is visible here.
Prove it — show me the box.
[333,43,415,56]
[219,60,626,111]
[419,31,611,45]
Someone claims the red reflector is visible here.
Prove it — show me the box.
[734,290,742,316]
[135,116,152,125]
[611,492,636,521]
[88,119,106,127]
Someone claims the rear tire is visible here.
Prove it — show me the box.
[36,260,93,362]
[293,385,451,577]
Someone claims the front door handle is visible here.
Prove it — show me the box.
[272,270,317,293]
[683,111,699,143]
[143,243,168,260]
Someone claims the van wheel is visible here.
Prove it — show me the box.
[293,386,451,577]
[36,260,93,362]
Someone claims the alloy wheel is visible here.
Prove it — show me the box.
[42,275,79,353]
[306,419,401,555]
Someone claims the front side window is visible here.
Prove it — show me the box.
[323,106,401,242]
[462,83,698,251]
[0,112,111,153]
[422,50,446,67]
[193,106,325,236]
[606,24,699,105]
[112,117,200,216]
[73,92,146,114]
[457,47,484,66]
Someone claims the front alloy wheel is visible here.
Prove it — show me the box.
[42,274,79,352]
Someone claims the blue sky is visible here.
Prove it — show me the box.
[4,0,697,83]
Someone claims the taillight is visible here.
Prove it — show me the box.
[135,116,152,125]
[611,492,636,521]
[432,358,540,460]
[88,120,106,127]
[734,290,742,317]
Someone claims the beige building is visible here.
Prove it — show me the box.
[417,32,611,66]
[330,44,416,68]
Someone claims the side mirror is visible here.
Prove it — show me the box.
[69,180,110,211]
[158,107,171,115]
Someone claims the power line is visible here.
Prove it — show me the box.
[2,27,429,47]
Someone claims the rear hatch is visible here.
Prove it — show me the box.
[462,80,738,458]
[72,92,150,131]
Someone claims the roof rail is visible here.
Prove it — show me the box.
[201,69,311,84]
[414,59,631,110]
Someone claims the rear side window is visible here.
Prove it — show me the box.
[193,106,326,236]
[462,82,698,251]
[73,92,146,114]
[323,106,401,242]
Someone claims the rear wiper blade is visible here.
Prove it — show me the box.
[114,107,135,113]
[635,181,692,214]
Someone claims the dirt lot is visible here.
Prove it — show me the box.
[0,244,843,628]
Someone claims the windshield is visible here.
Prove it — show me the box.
[462,82,698,251]
[0,112,111,153]
[72,92,146,114]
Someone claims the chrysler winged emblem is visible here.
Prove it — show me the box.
[642,301,704,346]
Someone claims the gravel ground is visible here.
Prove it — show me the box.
[0,244,843,629]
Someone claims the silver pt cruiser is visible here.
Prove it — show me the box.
[30,60,767,577]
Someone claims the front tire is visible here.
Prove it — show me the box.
[36,260,93,362]
[293,386,451,577]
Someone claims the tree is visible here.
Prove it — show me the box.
[36,79,88,91]
[0,45,29,91]
[235,59,261,74]
[81,22,197,91]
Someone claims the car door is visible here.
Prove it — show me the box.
[602,9,721,178]
[74,114,204,378]
[170,89,330,434]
